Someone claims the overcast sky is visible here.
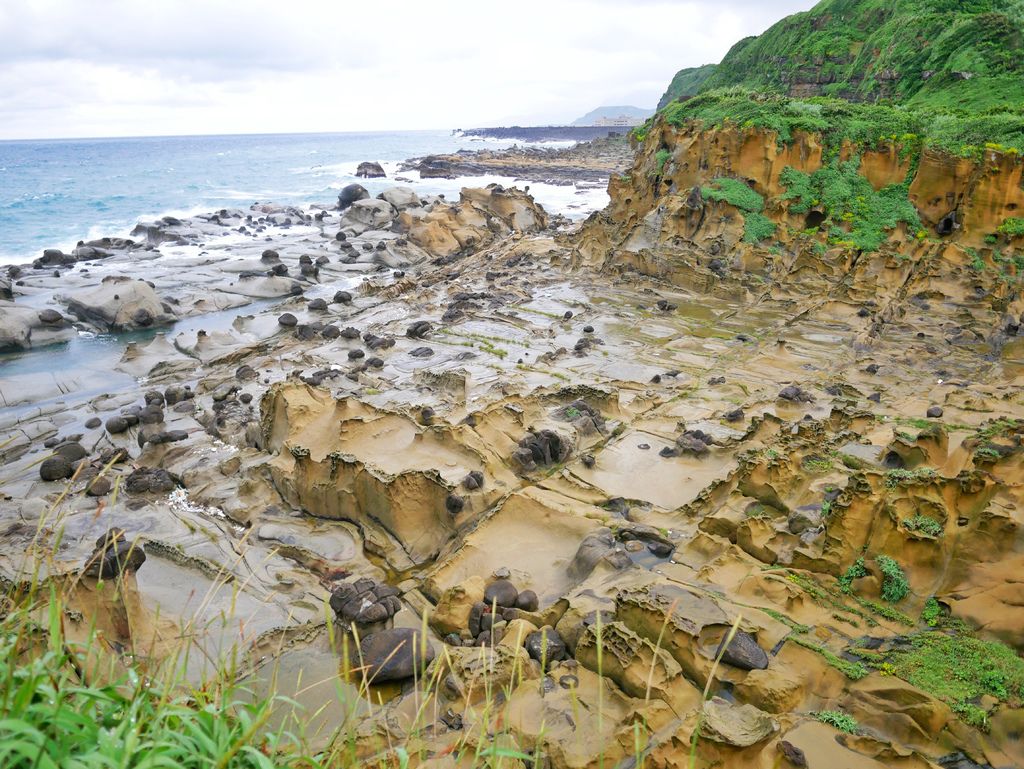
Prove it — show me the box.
[0,0,815,140]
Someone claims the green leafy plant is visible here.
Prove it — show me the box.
[812,710,859,734]
[838,557,868,593]
[742,212,777,243]
[876,555,910,603]
[885,467,936,489]
[701,177,765,213]
[997,217,1024,237]
[779,158,921,252]
[921,597,942,626]
[904,515,944,537]
[653,149,671,177]
[884,630,1024,729]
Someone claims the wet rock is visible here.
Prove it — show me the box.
[699,698,776,747]
[261,249,280,262]
[778,385,814,403]
[329,577,402,626]
[340,326,361,339]
[333,290,353,304]
[308,298,328,312]
[355,627,434,683]
[928,406,944,418]
[83,529,146,579]
[84,417,102,429]
[278,313,298,327]
[124,467,176,494]
[484,579,519,608]
[409,346,434,358]
[39,456,74,481]
[568,528,632,582]
[321,325,341,340]
[655,299,677,312]
[716,631,769,671]
[347,349,365,360]
[525,627,566,667]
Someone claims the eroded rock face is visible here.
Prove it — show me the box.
[700,698,777,747]
[259,384,509,568]
[397,185,548,258]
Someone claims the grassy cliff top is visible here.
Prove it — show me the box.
[641,87,1024,156]
[658,0,1024,116]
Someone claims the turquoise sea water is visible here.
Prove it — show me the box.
[0,130,595,266]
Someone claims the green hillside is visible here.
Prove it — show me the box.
[658,0,1024,117]
[656,64,717,110]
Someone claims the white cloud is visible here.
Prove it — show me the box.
[0,0,816,139]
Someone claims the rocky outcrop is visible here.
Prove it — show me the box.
[61,276,176,332]
[355,161,386,178]
[399,184,548,258]
[0,303,75,351]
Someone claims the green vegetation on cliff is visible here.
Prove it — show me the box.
[647,0,1024,159]
[701,178,777,243]
[659,87,1024,156]
[701,0,1024,112]
[780,158,922,251]
[656,63,717,110]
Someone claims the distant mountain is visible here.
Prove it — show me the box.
[572,106,654,127]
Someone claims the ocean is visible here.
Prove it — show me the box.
[0,130,608,266]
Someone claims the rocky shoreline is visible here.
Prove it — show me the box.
[2,126,1024,769]
[401,134,632,187]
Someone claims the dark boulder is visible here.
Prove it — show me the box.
[39,456,74,482]
[483,579,518,608]
[124,467,176,494]
[329,578,401,625]
[355,628,435,684]
[83,529,146,578]
[338,183,369,210]
[525,627,566,668]
[715,630,769,671]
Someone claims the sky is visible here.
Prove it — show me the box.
[0,0,816,140]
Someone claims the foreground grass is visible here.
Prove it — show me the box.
[0,596,320,769]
